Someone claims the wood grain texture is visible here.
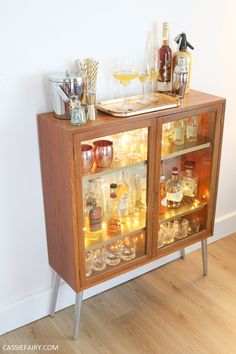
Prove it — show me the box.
[1,234,236,354]
[37,90,226,292]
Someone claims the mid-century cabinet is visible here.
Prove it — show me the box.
[38,90,225,340]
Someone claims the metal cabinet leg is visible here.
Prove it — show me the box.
[201,239,208,276]
[73,292,83,340]
[181,249,186,259]
[49,270,61,317]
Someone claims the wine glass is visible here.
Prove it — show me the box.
[137,61,151,104]
[113,58,137,111]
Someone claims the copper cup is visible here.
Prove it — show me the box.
[93,140,113,168]
[81,144,94,172]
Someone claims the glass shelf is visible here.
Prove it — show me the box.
[159,197,207,224]
[82,160,147,180]
[85,210,146,249]
[161,135,211,160]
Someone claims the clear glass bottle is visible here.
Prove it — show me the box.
[135,166,146,211]
[84,179,103,238]
[107,183,121,234]
[159,161,167,214]
[166,167,183,209]
[173,119,185,145]
[180,160,198,198]
[117,171,129,223]
[186,116,198,143]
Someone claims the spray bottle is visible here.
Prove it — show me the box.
[172,33,194,94]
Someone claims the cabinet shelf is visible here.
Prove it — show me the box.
[159,198,207,224]
[82,160,147,180]
[161,135,211,160]
[85,210,146,249]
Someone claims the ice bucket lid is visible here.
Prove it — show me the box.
[48,71,82,83]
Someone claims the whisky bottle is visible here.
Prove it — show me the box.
[84,179,103,237]
[107,183,121,234]
[180,160,198,198]
[158,22,172,92]
[186,116,198,143]
[166,167,183,209]
[173,119,185,146]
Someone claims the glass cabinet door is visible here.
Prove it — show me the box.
[79,127,149,279]
[157,111,217,250]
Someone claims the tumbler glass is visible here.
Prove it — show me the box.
[106,242,121,266]
[93,247,106,272]
[120,237,136,261]
[85,249,94,277]
[81,144,94,172]
[93,140,113,168]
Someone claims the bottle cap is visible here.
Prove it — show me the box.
[184,160,196,169]
[110,183,117,189]
[172,167,179,174]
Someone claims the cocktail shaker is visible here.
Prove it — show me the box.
[172,57,188,98]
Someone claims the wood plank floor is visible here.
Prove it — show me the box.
[1,234,236,354]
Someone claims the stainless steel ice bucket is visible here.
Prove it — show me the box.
[48,71,84,120]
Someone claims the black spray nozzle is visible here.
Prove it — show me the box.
[175,33,194,51]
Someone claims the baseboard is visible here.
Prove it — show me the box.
[1,212,236,335]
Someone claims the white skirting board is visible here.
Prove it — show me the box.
[1,212,236,336]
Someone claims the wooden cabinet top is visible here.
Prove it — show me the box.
[38,90,225,133]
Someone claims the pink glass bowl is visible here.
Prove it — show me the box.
[93,140,113,168]
[81,144,94,172]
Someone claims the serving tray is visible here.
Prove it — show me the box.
[96,92,180,118]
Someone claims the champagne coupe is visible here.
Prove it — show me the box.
[137,61,151,104]
[113,58,137,111]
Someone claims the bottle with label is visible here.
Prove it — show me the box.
[158,22,172,92]
[107,183,121,234]
[180,160,198,198]
[166,167,183,209]
[173,119,185,145]
[84,179,103,239]
[159,161,167,214]
[186,116,198,143]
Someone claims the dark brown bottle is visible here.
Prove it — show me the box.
[158,22,172,92]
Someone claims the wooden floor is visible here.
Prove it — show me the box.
[1,234,236,354]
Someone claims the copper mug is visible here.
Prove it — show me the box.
[81,144,94,172]
[93,140,113,168]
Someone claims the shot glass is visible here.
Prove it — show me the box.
[81,144,94,172]
[85,249,94,277]
[106,242,121,266]
[93,140,113,168]
[93,247,106,272]
[120,237,136,261]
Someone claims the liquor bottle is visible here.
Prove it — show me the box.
[186,116,198,143]
[117,171,129,223]
[159,161,167,214]
[173,119,185,146]
[107,183,121,233]
[158,22,172,92]
[135,166,146,211]
[84,179,103,237]
[180,160,198,198]
[166,167,183,209]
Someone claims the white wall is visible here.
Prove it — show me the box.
[0,0,236,335]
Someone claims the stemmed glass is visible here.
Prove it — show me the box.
[113,58,137,111]
[149,51,159,101]
[137,61,151,104]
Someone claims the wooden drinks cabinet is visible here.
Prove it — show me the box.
[37,90,225,340]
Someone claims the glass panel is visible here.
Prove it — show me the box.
[157,113,214,249]
[81,128,148,278]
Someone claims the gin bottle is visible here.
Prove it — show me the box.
[166,167,183,209]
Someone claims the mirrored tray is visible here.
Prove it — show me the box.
[96,92,180,118]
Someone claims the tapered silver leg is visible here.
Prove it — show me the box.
[73,292,83,340]
[181,249,186,259]
[49,270,60,317]
[201,239,208,276]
